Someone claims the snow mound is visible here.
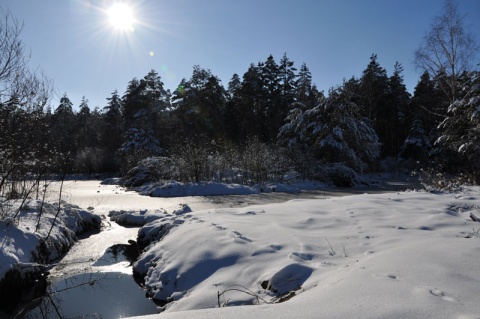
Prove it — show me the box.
[1,199,101,277]
[109,208,168,226]
[138,181,258,197]
[108,204,193,226]
[0,199,101,312]
[130,188,480,318]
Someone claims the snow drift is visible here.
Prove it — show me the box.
[127,187,480,319]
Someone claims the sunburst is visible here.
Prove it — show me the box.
[107,3,135,32]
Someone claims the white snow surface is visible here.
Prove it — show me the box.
[0,199,101,279]
[126,187,480,319]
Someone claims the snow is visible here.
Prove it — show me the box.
[138,181,258,197]
[124,187,480,319]
[136,180,326,197]
[2,179,479,319]
[0,199,101,280]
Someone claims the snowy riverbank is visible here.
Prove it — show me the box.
[0,199,101,314]
[123,186,480,319]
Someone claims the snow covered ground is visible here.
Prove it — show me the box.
[0,199,101,280]
[124,187,480,319]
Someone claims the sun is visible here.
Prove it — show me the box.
[107,3,135,31]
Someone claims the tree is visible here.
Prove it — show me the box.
[435,70,480,180]
[358,54,389,156]
[384,62,411,156]
[359,54,388,120]
[399,118,431,162]
[295,63,322,110]
[50,94,76,171]
[0,7,55,200]
[119,70,168,171]
[414,0,478,104]
[279,80,380,173]
[410,71,445,139]
[224,73,242,141]
[171,66,227,141]
[0,7,27,93]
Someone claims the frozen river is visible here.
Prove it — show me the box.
[21,178,419,318]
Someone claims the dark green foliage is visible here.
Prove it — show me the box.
[434,71,480,182]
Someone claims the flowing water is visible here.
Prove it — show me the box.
[20,178,419,318]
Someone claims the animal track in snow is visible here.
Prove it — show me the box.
[429,288,457,303]
[228,230,252,242]
[387,274,399,280]
[289,252,314,262]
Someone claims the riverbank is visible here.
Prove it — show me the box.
[3,176,424,318]
[0,199,101,316]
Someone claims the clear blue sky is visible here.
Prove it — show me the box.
[4,0,480,109]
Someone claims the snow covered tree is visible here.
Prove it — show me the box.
[119,70,168,171]
[314,85,380,172]
[49,94,77,171]
[435,70,480,180]
[399,118,431,162]
[279,81,380,173]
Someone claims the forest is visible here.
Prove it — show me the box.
[1,0,479,197]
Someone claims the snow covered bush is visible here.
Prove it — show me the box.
[123,156,179,187]
[321,163,359,187]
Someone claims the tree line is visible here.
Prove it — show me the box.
[1,0,479,193]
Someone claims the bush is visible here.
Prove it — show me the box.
[322,164,359,187]
[123,157,179,187]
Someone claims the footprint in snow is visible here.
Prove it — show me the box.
[229,230,252,242]
[387,274,400,280]
[289,252,314,262]
[429,288,457,303]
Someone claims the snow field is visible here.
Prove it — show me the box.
[128,188,480,319]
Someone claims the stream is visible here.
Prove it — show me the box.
[19,178,419,318]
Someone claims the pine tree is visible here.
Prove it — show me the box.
[119,70,168,171]
[102,90,124,171]
[435,70,480,180]
[384,62,411,156]
[279,80,379,173]
[50,94,76,171]
[399,118,430,162]
[171,66,227,141]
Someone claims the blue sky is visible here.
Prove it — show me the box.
[4,0,480,109]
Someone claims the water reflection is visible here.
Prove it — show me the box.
[22,243,156,319]
[24,272,157,319]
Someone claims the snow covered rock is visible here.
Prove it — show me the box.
[109,208,168,226]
